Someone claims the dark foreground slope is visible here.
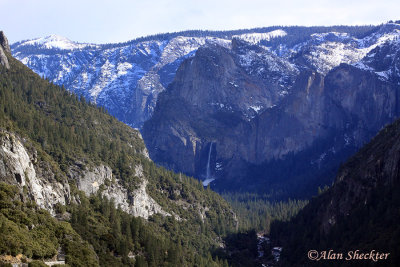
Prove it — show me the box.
[0,32,236,267]
[271,118,400,266]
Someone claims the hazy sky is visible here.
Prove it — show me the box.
[2,0,399,44]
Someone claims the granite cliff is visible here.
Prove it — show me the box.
[143,23,400,197]
[0,31,10,69]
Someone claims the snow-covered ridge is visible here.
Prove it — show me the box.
[352,29,400,81]
[18,34,98,50]
[311,32,351,41]
[360,28,400,50]
[13,34,233,128]
[156,36,230,68]
[300,27,400,74]
[233,29,287,44]
[11,23,400,128]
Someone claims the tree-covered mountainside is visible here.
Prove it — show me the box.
[221,192,308,232]
[0,182,99,267]
[270,118,400,266]
[0,33,237,267]
[13,22,400,202]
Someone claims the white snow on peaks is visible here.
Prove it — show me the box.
[352,29,400,81]
[156,36,205,68]
[310,32,350,41]
[12,24,400,128]
[155,36,230,68]
[303,28,400,75]
[357,28,400,49]
[302,32,363,74]
[307,42,365,74]
[233,30,287,44]
[21,34,97,50]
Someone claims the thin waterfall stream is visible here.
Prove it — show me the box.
[202,142,215,186]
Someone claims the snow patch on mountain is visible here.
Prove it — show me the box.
[306,42,365,74]
[352,28,400,81]
[299,28,400,75]
[156,36,230,68]
[237,47,299,90]
[358,28,400,48]
[311,32,351,41]
[19,34,98,50]
[233,30,287,44]
[117,62,133,76]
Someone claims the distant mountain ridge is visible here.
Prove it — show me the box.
[142,22,400,197]
[11,22,400,197]
[11,24,386,128]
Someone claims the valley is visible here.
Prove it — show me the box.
[1,19,400,266]
[12,23,400,199]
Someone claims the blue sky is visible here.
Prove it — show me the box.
[1,0,399,44]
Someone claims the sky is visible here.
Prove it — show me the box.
[1,0,399,44]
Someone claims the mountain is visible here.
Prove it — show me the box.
[0,32,237,267]
[11,25,380,129]
[142,22,400,198]
[7,21,400,265]
[12,23,400,198]
[270,116,400,266]
[12,32,232,128]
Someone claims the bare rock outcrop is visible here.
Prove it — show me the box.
[0,129,168,219]
[71,163,170,219]
[0,131,70,214]
[0,31,10,69]
[0,31,11,54]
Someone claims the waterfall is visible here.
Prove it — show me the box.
[203,142,215,186]
[206,142,213,179]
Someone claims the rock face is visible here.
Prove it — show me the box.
[0,131,70,214]
[143,23,400,196]
[70,163,169,219]
[143,41,298,177]
[0,31,10,69]
[0,31,11,54]
[0,130,167,219]
[128,165,170,218]
[71,164,113,195]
